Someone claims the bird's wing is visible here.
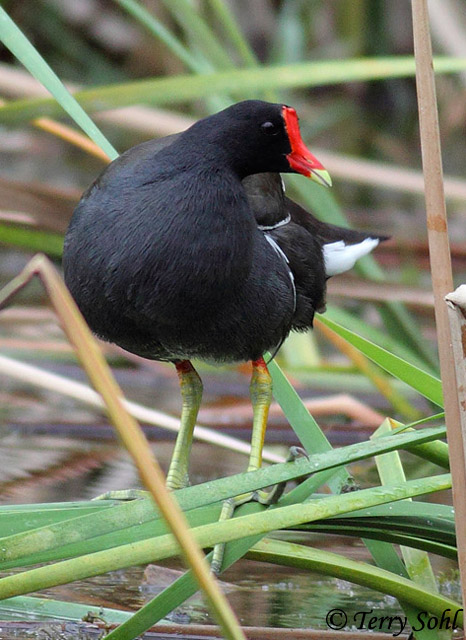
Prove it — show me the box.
[243,173,289,228]
[244,173,387,278]
[286,196,389,246]
[284,195,388,276]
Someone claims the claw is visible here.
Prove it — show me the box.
[288,445,309,461]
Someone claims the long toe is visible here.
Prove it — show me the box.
[92,489,150,501]
[257,446,310,505]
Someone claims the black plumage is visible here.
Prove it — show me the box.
[63,99,388,531]
[64,101,384,365]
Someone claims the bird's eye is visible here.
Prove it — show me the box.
[261,121,279,135]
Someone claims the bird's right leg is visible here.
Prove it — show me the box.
[94,360,202,502]
[166,360,203,490]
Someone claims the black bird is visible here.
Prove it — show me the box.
[63,100,384,510]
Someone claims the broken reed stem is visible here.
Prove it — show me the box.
[445,287,466,468]
[412,0,466,608]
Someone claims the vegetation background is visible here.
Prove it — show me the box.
[0,1,465,638]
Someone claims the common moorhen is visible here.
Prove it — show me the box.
[63,100,384,535]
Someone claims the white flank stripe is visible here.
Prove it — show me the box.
[257,213,291,231]
[264,234,296,314]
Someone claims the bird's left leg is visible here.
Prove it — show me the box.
[246,356,301,504]
[211,357,273,573]
[247,356,273,473]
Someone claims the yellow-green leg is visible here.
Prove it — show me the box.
[247,357,273,472]
[166,360,203,490]
[93,360,202,502]
[211,357,273,573]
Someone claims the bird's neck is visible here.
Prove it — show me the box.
[155,158,256,294]
[177,127,255,180]
[188,167,255,271]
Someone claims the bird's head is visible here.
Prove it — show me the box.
[191,100,331,187]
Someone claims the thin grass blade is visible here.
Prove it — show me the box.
[0,425,446,566]
[1,57,466,126]
[0,224,64,257]
[0,7,117,159]
[316,315,443,406]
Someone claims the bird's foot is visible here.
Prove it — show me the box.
[262,446,309,504]
[166,472,191,492]
[288,445,309,460]
[210,446,308,574]
[211,494,253,575]
[92,489,150,501]
[210,488,283,574]
[91,472,192,502]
